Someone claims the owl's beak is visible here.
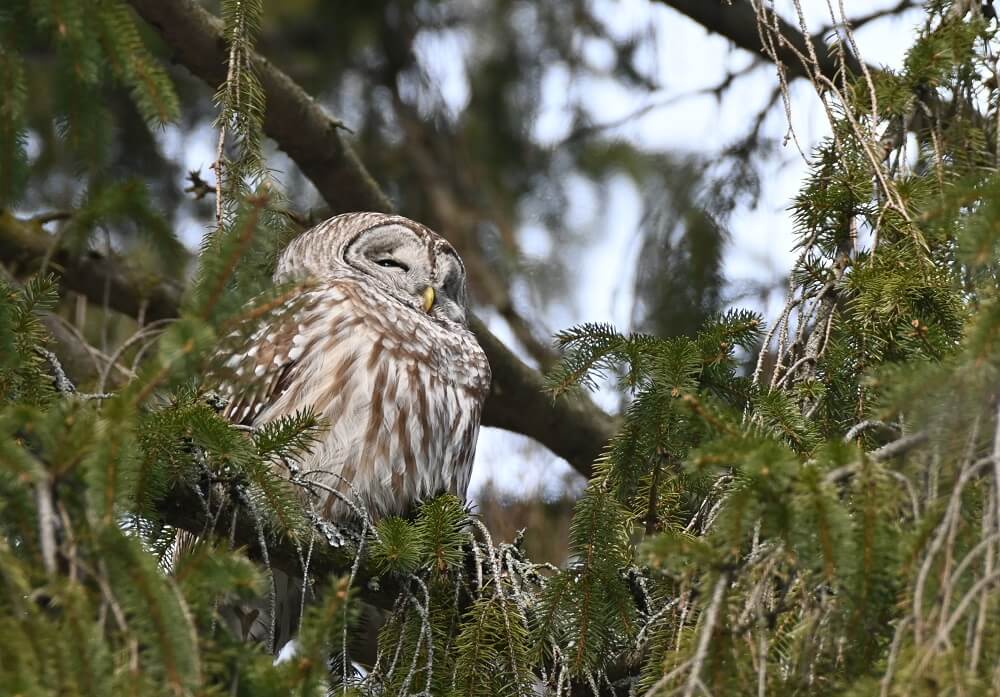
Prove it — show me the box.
[421,286,436,313]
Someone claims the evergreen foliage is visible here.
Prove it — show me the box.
[0,0,179,206]
[214,0,267,220]
[7,1,1000,696]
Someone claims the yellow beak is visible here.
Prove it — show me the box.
[421,286,435,313]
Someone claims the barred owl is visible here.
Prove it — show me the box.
[215,212,491,521]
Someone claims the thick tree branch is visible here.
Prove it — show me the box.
[473,317,616,479]
[654,0,869,83]
[119,0,615,478]
[0,210,613,477]
[156,479,405,612]
[0,210,183,324]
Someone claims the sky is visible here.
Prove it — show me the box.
[159,1,929,501]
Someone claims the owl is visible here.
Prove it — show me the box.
[214,212,491,522]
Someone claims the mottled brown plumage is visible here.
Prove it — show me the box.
[214,212,491,520]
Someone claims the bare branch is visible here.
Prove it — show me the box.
[871,432,929,461]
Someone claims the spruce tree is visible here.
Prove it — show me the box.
[4,1,1000,695]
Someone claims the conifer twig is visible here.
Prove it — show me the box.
[653,0,872,83]
[396,589,428,697]
[756,599,768,697]
[929,568,1000,659]
[36,346,75,394]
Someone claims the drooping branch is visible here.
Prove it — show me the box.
[0,210,614,478]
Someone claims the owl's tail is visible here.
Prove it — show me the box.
[221,568,384,674]
[170,528,305,653]
[219,568,305,654]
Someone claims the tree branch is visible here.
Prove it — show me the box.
[473,317,616,479]
[0,210,183,324]
[0,210,614,478]
[654,0,869,83]
[156,479,402,610]
[128,0,391,216]
[118,0,615,478]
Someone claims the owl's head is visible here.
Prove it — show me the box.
[275,212,471,325]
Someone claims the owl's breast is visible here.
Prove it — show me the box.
[264,279,489,519]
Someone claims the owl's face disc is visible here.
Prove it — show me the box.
[275,213,471,326]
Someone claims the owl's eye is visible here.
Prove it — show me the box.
[375,258,409,272]
[442,271,460,298]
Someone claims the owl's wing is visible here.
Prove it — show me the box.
[210,291,322,426]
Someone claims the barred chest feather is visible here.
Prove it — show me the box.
[231,278,491,520]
